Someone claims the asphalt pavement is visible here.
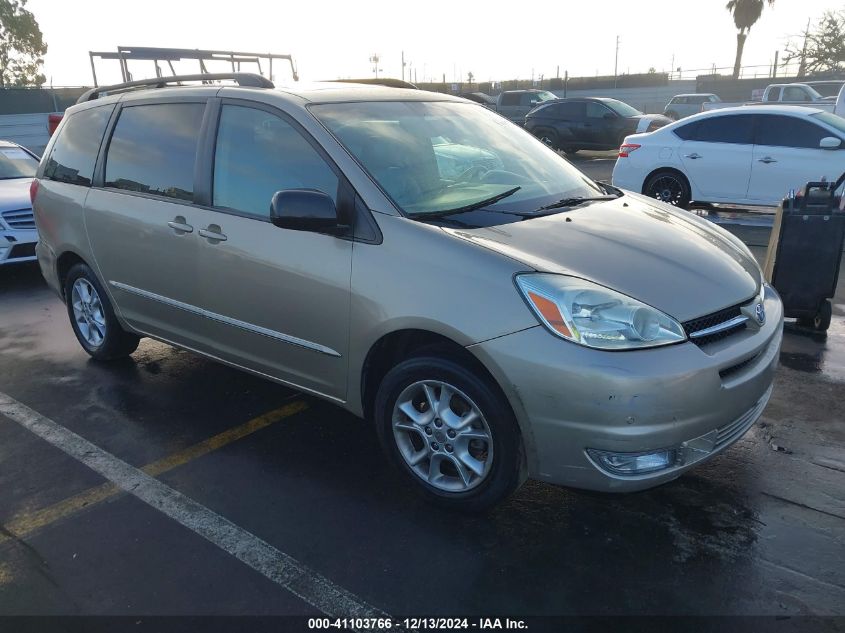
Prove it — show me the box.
[1,180,844,629]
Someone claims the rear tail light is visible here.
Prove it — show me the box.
[618,143,641,158]
[47,114,63,136]
[29,179,39,205]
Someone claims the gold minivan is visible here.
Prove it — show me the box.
[33,75,782,510]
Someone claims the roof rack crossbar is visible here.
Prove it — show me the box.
[76,72,274,104]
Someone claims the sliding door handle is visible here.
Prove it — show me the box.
[198,226,228,243]
[167,217,193,234]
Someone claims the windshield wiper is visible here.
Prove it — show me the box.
[408,186,521,219]
[519,195,619,216]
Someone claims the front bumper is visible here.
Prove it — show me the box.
[0,228,38,265]
[470,285,783,492]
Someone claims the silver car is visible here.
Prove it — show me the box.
[33,76,783,510]
[0,140,40,265]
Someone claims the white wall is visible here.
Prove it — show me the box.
[0,113,54,156]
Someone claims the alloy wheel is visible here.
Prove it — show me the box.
[649,175,685,206]
[391,380,494,492]
[71,278,106,348]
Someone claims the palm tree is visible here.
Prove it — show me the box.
[726,0,775,78]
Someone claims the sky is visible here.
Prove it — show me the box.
[26,0,841,87]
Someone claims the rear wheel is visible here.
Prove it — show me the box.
[374,355,524,512]
[799,300,832,332]
[563,147,579,155]
[65,263,140,360]
[644,170,691,209]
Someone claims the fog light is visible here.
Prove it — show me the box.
[587,448,677,476]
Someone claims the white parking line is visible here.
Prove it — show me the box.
[0,392,390,621]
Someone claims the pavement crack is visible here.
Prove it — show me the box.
[760,491,845,521]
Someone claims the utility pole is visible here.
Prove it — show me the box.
[401,51,405,82]
[670,53,675,80]
[772,50,778,78]
[369,54,381,78]
[614,35,620,88]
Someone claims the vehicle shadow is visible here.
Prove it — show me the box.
[0,262,45,296]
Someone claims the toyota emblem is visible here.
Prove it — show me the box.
[755,303,766,325]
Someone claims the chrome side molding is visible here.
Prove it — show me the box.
[109,281,342,357]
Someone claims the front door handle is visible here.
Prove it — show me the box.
[685,153,702,159]
[758,156,777,164]
[198,225,228,243]
[167,217,193,234]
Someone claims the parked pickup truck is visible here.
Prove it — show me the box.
[494,89,557,124]
[702,83,836,113]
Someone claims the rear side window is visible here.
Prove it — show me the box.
[212,105,338,218]
[557,101,585,118]
[686,115,754,144]
[755,115,830,149]
[43,105,113,186]
[105,103,204,201]
[499,93,520,106]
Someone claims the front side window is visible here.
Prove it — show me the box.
[105,103,204,201]
[44,105,113,186]
[754,115,830,149]
[0,145,38,180]
[213,105,338,217]
[499,93,520,106]
[783,86,810,102]
[312,100,603,217]
[691,115,754,144]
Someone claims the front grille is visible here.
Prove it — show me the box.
[8,242,36,259]
[715,388,771,450]
[719,352,760,380]
[2,208,35,230]
[683,303,747,346]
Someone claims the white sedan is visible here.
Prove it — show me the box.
[612,105,845,208]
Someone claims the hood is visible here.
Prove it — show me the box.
[0,178,33,213]
[443,194,760,322]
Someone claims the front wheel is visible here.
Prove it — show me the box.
[65,263,140,360]
[644,170,692,209]
[374,356,524,512]
[534,129,558,150]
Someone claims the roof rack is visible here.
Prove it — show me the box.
[76,72,274,104]
[89,46,298,86]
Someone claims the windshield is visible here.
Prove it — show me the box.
[603,99,643,117]
[311,101,603,216]
[535,91,556,102]
[813,112,845,135]
[0,146,38,179]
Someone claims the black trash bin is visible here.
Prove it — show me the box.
[770,174,845,332]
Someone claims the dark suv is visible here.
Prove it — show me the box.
[525,97,671,154]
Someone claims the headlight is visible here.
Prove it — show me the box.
[515,274,686,350]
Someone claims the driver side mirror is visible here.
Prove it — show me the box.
[820,137,842,150]
[270,189,343,233]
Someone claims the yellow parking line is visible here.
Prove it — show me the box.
[0,400,308,545]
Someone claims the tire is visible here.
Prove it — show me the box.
[534,129,558,150]
[563,147,579,155]
[374,355,524,512]
[644,170,692,209]
[799,300,832,332]
[64,263,140,360]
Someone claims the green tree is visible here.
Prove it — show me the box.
[725,0,775,79]
[0,0,47,87]
[784,10,845,76]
